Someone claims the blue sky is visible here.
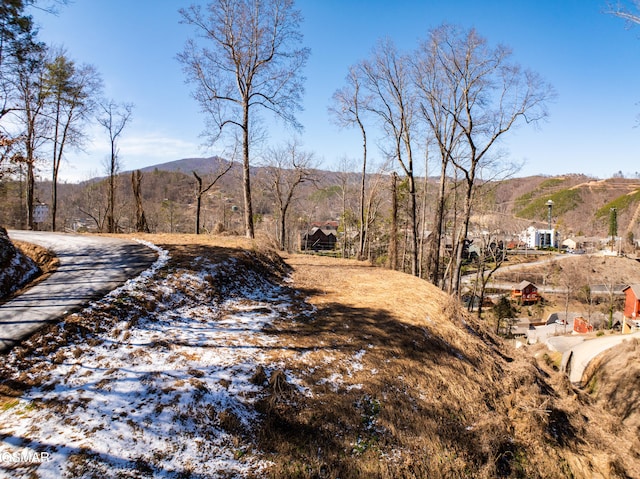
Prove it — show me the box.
[31,0,640,182]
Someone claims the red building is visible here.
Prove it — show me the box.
[573,316,594,334]
[622,284,640,319]
[511,281,540,304]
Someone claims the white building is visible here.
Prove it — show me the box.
[521,226,559,249]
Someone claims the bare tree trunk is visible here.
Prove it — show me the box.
[194,172,204,235]
[107,155,116,233]
[407,172,418,276]
[242,104,254,239]
[419,162,429,278]
[452,186,473,295]
[131,170,149,233]
[358,122,367,260]
[342,182,348,258]
[426,163,447,285]
[26,159,34,230]
[278,207,288,251]
[389,172,398,270]
[193,162,233,235]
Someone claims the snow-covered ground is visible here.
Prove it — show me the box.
[0,242,310,478]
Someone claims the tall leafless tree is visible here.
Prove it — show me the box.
[131,170,149,233]
[362,39,419,275]
[44,51,101,231]
[12,46,49,230]
[414,24,553,294]
[97,100,133,233]
[263,139,316,251]
[330,65,372,260]
[193,158,233,234]
[178,0,309,239]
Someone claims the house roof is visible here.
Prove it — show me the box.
[622,284,640,298]
[514,280,536,290]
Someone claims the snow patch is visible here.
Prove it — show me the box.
[0,241,309,478]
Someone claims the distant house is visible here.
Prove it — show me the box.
[511,281,540,304]
[622,284,640,320]
[300,221,338,251]
[573,316,594,334]
[520,226,558,249]
[562,238,577,251]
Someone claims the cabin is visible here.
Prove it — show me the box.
[622,284,640,320]
[300,224,337,251]
[511,280,540,304]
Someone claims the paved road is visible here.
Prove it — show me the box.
[562,331,640,386]
[1,231,157,352]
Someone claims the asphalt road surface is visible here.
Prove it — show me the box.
[1,231,157,352]
[562,331,640,386]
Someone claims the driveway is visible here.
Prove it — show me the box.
[561,331,640,386]
[1,231,157,352]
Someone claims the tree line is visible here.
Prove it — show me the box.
[0,0,133,234]
[174,0,556,296]
[20,1,640,299]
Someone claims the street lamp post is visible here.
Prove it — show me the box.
[546,199,554,247]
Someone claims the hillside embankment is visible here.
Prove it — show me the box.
[0,233,638,478]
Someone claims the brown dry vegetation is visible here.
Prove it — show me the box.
[494,254,640,287]
[583,338,640,446]
[0,239,56,303]
[263,252,639,478]
[2,233,639,478]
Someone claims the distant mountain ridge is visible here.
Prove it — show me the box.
[137,156,233,175]
[131,158,640,239]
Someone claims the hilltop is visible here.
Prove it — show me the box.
[1,233,638,478]
[484,174,640,238]
[134,158,640,239]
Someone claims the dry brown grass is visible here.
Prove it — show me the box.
[255,251,636,478]
[2,232,638,478]
[13,240,59,274]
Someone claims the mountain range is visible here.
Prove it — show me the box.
[130,157,640,240]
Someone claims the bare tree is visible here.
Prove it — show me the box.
[608,1,640,24]
[97,100,133,233]
[44,51,102,230]
[361,39,419,275]
[11,45,49,230]
[193,158,233,234]
[330,64,372,260]
[335,156,355,259]
[178,0,309,239]
[470,235,508,318]
[263,139,316,251]
[389,171,398,270]
[414,24,553,294]
[413,30,464,286]
[131,170,149,233]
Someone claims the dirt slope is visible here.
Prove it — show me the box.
[0,233,638,478]
[276,252,639,478]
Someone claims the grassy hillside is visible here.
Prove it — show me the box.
[493,175,640,237]
[1,233,638,478]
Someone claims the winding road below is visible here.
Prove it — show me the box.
[0,231,157,352]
